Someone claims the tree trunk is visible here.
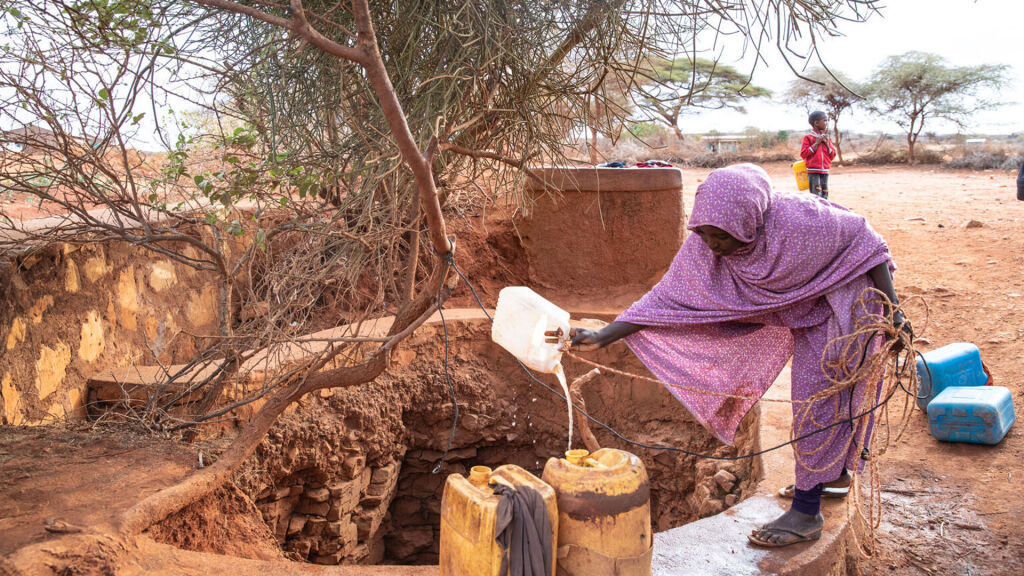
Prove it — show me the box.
[119,377,306,535]
[673,123,684,143]
[906,114,918,165]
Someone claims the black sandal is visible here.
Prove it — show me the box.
[747,524,822,548]
[777,483,849,499]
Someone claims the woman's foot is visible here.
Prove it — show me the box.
[777,469,851,499]
[747,509,823,548]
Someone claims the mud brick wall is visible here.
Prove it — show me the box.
[0,242,222,425]
[519,167,687,292]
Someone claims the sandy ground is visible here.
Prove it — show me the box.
[2,162,1023,575]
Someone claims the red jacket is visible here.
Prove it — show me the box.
[800,131,836,173]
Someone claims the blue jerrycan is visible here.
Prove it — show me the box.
[915,343,987,410]
[927,386,1015,445]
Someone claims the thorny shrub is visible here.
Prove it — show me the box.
[945,151,1024,172]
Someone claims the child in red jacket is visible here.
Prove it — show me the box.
[800,111,837,199]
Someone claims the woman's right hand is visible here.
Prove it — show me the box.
[544,327,603,352]
[569,329,603,352]
[544,321,642,353]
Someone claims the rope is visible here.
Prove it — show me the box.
[565,352,809,405]
[431,255,458,474]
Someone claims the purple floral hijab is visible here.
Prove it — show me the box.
[617,164,892,443]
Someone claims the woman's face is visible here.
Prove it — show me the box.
[693,225,748,256]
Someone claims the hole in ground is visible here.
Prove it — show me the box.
[158,314,761,566]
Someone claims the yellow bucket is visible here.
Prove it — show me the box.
[542,448,653,576]
[792,160,809,191]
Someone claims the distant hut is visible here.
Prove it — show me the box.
[964,138,986,151]
[1,125,62,155]
[703,134,750,154]
[1,124,98,156]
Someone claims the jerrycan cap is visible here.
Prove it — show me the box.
[468,465,492,487]
[564,449,607,469]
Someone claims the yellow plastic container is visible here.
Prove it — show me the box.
[440,464,558,576]
[542,449,653,576]
[792,160,809,191]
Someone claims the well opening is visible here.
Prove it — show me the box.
[225,314,763,567]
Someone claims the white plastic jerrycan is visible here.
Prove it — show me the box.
[492,287,570,373]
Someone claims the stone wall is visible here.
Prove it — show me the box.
[254,453,397,565]
[0,242,222,425]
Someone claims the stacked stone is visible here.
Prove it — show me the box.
[256,453,401,565]
[688,459,746,519]
[381,448,477,564]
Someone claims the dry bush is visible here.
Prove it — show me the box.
[606,136,797,169]
[852,145,944,166]
[945,146,1024,171]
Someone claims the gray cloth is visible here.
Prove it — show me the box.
[493,483,553,576]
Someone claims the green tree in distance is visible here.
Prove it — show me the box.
[788,67,861,164]
[865,51,1008,164]
[636,57,771,142]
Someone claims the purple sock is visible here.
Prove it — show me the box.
[791,484,823,516]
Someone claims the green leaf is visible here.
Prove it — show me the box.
[97,87,109,101]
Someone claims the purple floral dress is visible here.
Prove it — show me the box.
[617,164,892,489]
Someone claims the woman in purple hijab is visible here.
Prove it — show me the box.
[564,164,910,547]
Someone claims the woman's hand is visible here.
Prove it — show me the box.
[544,321,643,353]
[889,310,914,354]
[544,327,603,352]
[569,329,603,352]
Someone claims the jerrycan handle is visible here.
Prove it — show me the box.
[565,449,608,469]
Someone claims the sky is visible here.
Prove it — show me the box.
[679,0,1024,136]
[8,0,1016,151]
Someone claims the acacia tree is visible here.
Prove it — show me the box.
[865,51,1008,164]
[635,57,770,142]
[788,67,861,163]
[1,0,884,554]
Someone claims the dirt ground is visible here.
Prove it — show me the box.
[2,161,1023,575]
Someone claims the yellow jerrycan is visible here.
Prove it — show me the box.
[440,464,558,576]
[542,449,653,576]
[792,160,809,191]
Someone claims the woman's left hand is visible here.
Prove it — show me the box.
[889,310,914,353]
